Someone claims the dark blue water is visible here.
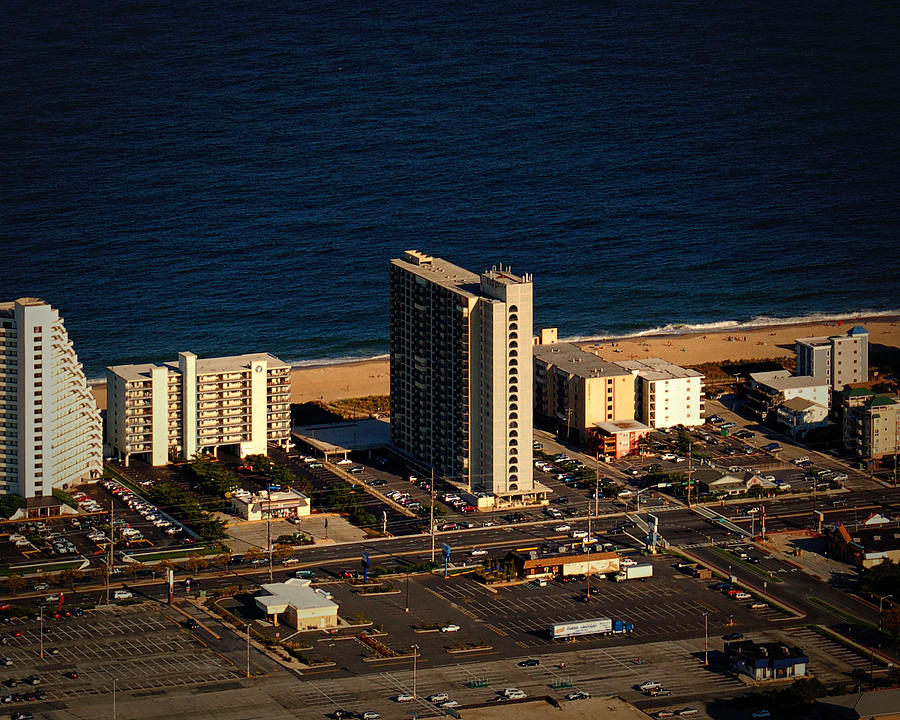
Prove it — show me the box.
[2,0,899,379]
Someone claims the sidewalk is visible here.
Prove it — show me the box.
[756,531,855,584]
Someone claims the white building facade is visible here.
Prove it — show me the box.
[0,298,102,498]
[390,251,536,501]
[107,352,291,466]
[616,358,705,429]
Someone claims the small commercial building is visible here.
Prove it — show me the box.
[508,550,621,579]
[254,578,338,631]
[231,488,311,521]
[826,521,900,569]
[725,640,808,682]
[587,420,652,459]
[694,468,776,497]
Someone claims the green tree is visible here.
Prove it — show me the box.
[5,574,25,597]
[783,677,827,704]
[59,568,83,590]
[882,607,900,637]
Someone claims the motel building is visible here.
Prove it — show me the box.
[254,578,338,631]
[231,488,311,521]
[725,640,809,682]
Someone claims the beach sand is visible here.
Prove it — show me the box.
[89,316,900,412]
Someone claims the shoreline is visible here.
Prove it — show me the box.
[88,313,900,412]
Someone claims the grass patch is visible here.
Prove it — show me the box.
[710,546,783,583]
[4,559,85,576]
[808,597,877,630]
[125,544,214,563]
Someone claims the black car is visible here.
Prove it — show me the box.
[555,496,570,505]
[184,619,200,630]
[518,659,540,667]
[723,632,744,641]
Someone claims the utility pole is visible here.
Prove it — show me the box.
[878,594,893,631]
[266,495,274,583]
[430,469,436,563]
[39,606,43,659]
[412,644,419,699]
[586,513,592,600]
[687,441,693,507]
[246,623,251,678]
[113,677,116,720]
[594,454,600,519]
[106,497,114,605]
[405,570,410,613]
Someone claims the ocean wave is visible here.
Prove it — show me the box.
[287,353,390,369]
[564,309,900,344]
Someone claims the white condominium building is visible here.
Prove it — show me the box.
[390,251,536,501]
[616,358,705,429]
[0,298,102,499]
[107,352,291,467]
[796,326,868,390]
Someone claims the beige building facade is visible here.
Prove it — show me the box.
[107,352,291,466]
[533,338,635,442]
[0,298,102,498]
[616,358,705,429]
[841,388,900,461]
[390,251,536,501]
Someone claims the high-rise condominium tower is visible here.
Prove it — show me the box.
[0,298,102,499]
[390,251,534,500]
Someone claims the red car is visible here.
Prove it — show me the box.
[10,631,22,638]
[65,671,79,680]
[337,571,354,579]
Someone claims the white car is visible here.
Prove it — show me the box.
[394,694,415,702]
[661,453,677,461]
[113,589,133,601]
[638,681,661,692]
[440,624,460,633]
[571,530,588,539]
[554,524,571,532]
[620,558,637,567]
[506,689,527,700]
[362,713,381,720]
[428,693,450,703]
[336,458,353,466]
[469,549,488,557]
[440,700,460,709]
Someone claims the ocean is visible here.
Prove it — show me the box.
[2,0,899,380]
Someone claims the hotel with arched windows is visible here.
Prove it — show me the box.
[390,251,547,505]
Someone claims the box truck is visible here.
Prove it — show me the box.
[551,616,634,639]
[613,563,653,582]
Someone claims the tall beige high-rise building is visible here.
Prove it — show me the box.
[106,352,291,466]
[0,298,102,500]
[390,251,535,500]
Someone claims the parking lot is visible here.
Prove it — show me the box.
[0,604,246,707]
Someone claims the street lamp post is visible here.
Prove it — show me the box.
[878,594,893,631]
[412,644,419,699]
[246,623,251,679]
[39,606,43,660]
[705,614,712,663]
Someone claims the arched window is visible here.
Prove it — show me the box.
[509,323,518,331]
[510,430,518,438]
[509,447,518,456]
[509,438,518,447]
[509,403,518,411]
[509,394,518,402]
[509,412,518,420]
[509,306,518,313]
[509,340,518,349]
[509,358,518,367]
[509,350,518,359]
[509,421,518,429]
[509,465,518,474]
[509,483,518,491]
[509,385,518,393]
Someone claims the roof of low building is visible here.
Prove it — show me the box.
[780,397,822,412]
[533,342,632,380]
[615,358,703,381]
[594,420,652,434]
[749,370,826,391]
[256,578,337,613]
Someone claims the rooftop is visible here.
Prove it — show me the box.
[533,343,632,380]
[392,251,530,298]
[615,357,703,381]
[256,578,337,614]
[781,397,822,412]
[108,352,289,381]
[749,370,826,391]
[594,420,652,434]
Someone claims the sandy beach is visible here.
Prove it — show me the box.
[89,316,900,412]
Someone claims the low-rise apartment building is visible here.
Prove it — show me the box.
[533,338,634,442]
[744,370,829,422]
[107,352,291,466]
[841,387,900,462]
[0,298,102,500]
[615,358,705,429]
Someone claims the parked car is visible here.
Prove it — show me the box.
[518,658,540,667]
[440,624,460,633]
[428,692,450,703]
